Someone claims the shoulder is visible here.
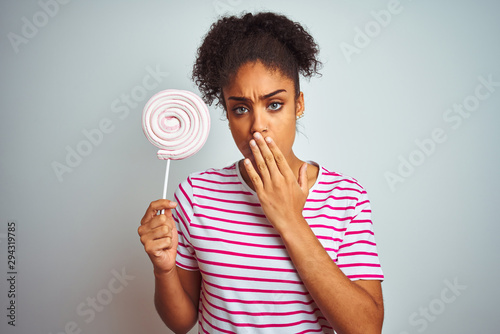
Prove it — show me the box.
[315,163,367,194]
[177,162,240,191]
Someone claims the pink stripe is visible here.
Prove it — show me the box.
[333,186,363,194]
[200,269,303,285]
[175,261,198,271]
[304,214,352,221]
[201,303,324,328]
[321,171,362,188]
[202,291,320,316]
[173,209,190,231]
[177,185,193,220]
[309,224,347,232]
[193,246,289,261]
[337,251,378,257]
[204,288,314,305]
[356,200,369,207]
[190,222,279,238]
[193,213,271,228]
[194,203,266,218]
[337,263,381,268]
[197,258,296,273]
[351,219,372,224]
[319,178,359,186]
[321,169,342,177]
[199,321,210,334]
[308,195,358,201]
[177,229,195,249]
[316,235,342,242]
[199,171,237,178]
[297,326,334,334]
[204,280,309,295]
[185,179,194,205]
[313,189,340,194]
[303,204,356,211]
[193,184,252,195]
[318,180,342,186]
[194,194,261,206]
[179,226,196,251]
[191,177,241,185]
[176,249,196,261]
[345,229,374,236]
[339,240,377,249]
[173,209,192,240]
[176,240,190,249]
[201,312,235,334]
[348,274,384,280]
[192,235,285,249]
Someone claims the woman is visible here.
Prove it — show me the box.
[139,12,384,334]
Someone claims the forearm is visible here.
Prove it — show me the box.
[154,267,198,334]
[279,219,383,334]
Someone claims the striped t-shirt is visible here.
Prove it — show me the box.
[173,161,384,333]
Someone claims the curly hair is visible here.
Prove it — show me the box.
[192,12,322,109]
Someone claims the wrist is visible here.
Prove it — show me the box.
[154,265,177,279]
[276,215,309,238]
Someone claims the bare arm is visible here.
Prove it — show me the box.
[154,266,201,333]
[244,132,384,333]
[138,199,201,333]
[280,219,383,333]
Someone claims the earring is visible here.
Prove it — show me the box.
[296,113,304,120]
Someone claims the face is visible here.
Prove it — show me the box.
[222,61,304,165]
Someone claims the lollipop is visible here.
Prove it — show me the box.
[142,89,210,199]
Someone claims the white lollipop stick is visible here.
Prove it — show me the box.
[162,158,170,200]
[142,89,210,206]
[160,159,171,215]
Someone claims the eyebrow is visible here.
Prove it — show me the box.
[227,89,287,102]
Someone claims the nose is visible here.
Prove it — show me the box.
[250,110,268,134]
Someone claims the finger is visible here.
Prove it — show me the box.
[244,158,264,192]
[144,237,175,257]
[141,199,177,225]
[249,137,271,184]
[141,224,178,251]
[253,132,280,179]
[264,136,295,179]
[298,162,309,195]
[140,223,173,243]
[138,214,175,237]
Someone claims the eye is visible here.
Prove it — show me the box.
[233,106,249,115]
[268,102,283,111]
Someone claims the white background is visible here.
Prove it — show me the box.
[1,1,499,333]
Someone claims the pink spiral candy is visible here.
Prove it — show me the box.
[142,89,210,160]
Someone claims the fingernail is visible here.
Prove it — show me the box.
[244,159,251,165]
[250,140,256,147]
[265,136,272,143]
[253,132,262,140]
